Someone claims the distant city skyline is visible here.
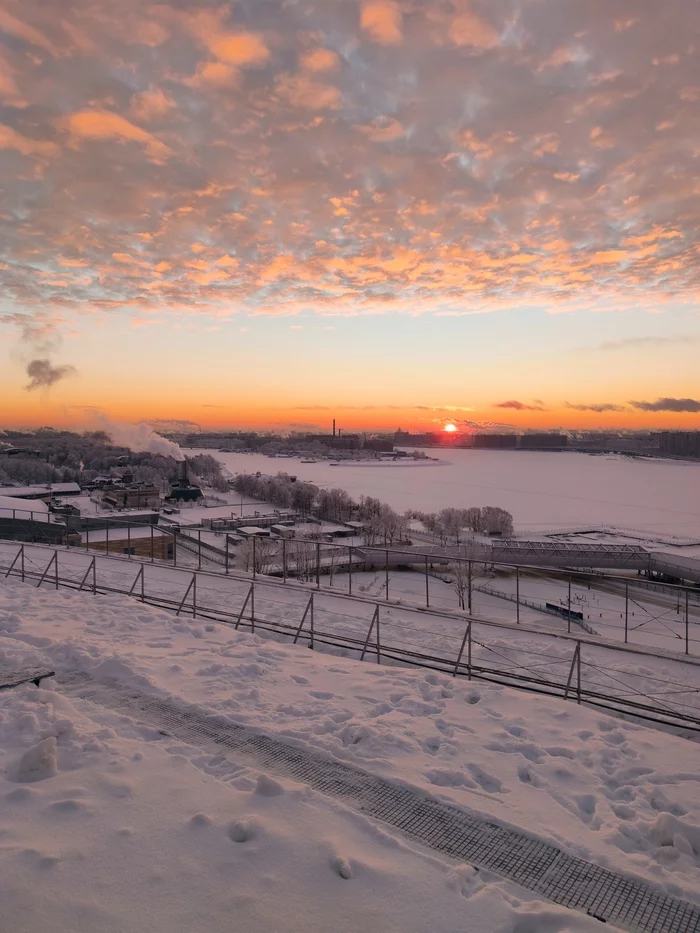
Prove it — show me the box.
[1,0,697,430]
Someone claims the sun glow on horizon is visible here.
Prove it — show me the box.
[443,423,458,433]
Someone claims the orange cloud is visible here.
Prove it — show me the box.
[0,123,57,158]
[130,88,174,122]
[449,11,498,49]
[63,110,171,162]
[360,1,403,45]
[300,47,340,73]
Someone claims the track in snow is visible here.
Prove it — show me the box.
[59,670,700,933]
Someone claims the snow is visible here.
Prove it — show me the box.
[0,580,621,933]
[1,574,700,933]
[0,495,52,523]
[198,448,700,538]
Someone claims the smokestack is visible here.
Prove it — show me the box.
[333,419,336,437]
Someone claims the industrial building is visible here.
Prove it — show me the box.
[0,482,82,501]
[0,495,70,544]
[472,434,517,449]
[101,483,161,510]
[518,434,568,449]
[660,431,700,459]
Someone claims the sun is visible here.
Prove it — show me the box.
[443,423,458,433]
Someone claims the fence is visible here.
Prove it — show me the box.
[2,540,700,735]
[1,506,698,657]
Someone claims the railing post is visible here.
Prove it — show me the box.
[316,542,320,588]
[516,565,520,624]
[198,530,202,571]
[564,643,581,700]
[293,593,314,647]
[686,590,690,655]
[250,582,255,634]
[225,534,230,574]
[193,572,197,618]
[467,559,472,614]
[424,554,429,608]
[235,584,253,630]
[348,545,353,596]
[453,621,473,679]
[173,530,177,567]
[625,581,629,643]
[86,523,89,551]
[21,544,25,582]
[150,524,154,563]
[577,642,582,704]
[106,523,109,556]
[567,573,572,634]
[360,606,380,663]
[252,535,257,579]
[282,537,287,583]
[127,521,131,558]
[385,549,389,600]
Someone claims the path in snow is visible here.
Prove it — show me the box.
[59,669,700,933]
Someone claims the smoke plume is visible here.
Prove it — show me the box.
[87,413,185,460]
[25,358,77,391]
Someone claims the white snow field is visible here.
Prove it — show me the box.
[2,576,700,933]
[200,448,700,538]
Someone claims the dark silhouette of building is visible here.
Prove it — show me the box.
[473,434,517,449]
[660,432,700,459]
[519,434,568,449]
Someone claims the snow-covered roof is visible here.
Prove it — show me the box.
[0,495,50,522]
[0,482,81,498]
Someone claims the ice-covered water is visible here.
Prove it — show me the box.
[197,448,700,537]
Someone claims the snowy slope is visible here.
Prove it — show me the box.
[1,577,700,931]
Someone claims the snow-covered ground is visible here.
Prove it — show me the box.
[198,448,700,539]
[2,575,700,933]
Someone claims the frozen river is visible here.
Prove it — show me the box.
[194,448,700,538]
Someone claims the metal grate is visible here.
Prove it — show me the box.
[0,668,55,690]
[60,671,700,933]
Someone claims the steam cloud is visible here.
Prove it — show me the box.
[92,415,185,460]
[25,358,77,391]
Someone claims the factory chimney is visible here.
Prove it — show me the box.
[332,418,336,438]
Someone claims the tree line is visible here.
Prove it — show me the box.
[230,472,513,544]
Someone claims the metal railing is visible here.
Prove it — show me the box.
[2,541,700,735]
[1,505,698,656]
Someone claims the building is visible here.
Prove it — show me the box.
[518,434,568,449]
[660,432,700,459]
[0,495,69,544]
[102,484,162,509]
[0,482,82,501]
[363,438,394,453]
[472,434,517,449]
[166,462,203,502]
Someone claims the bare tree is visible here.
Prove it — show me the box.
[448,544,479,611]
[238,536,276,575]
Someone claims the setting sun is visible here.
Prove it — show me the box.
[443,423,458,433]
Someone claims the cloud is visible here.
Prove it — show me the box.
[130,88,174,122]
[0,0,698,330]
[300,48,340,73]
[63,110,171,162]
[448,11,498,49]
[629,397,700,413]
[360,1,403,44]
[591,335,700,351]
[25,359,77,391]
[565,402,627,412]
[494,400,546,411]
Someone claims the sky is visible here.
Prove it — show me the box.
[0,0,698,434]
